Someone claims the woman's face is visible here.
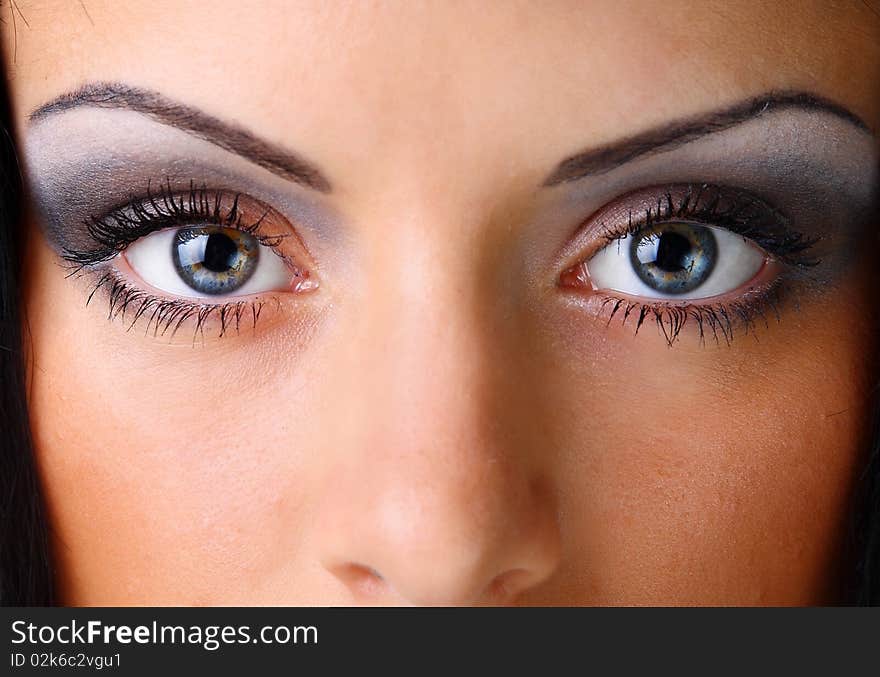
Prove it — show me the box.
[4,1,878,605]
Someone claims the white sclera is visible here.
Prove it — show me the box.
[586,225,766,300]
[124,227,293,299]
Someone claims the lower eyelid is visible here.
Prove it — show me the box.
[567,289,785,347]
[87,266,287,342]
[557,260,789,347]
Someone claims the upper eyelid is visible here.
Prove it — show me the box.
[600,185,783,242]
[62,183,317,270]
[557,183,819,273]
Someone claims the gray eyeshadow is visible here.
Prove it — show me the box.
[527,109,878,283]
[22,107,346,260]
[22,105,879,287]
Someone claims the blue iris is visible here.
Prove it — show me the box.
[630,222,717,294]
[172,226,259,295]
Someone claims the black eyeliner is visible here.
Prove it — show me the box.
[61,180,289,270]
[600,183,820,269]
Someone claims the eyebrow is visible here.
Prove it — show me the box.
[543,91,872,186]
[29,85,870,194]
[29,82,332,193]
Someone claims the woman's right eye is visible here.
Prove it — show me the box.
[60,185,323,338]
[125,225,296,298]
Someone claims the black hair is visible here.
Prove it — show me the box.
[0,79,877,608]
[0,59,54,605]
[854,403,880,604]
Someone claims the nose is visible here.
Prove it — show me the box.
[316,251,560,605]
[325,474,560,606]
[319,427,561,605]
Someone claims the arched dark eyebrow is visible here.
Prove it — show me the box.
[29,82,332,193]
[543,91,871,187]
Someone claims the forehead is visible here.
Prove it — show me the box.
[3,1,878,189]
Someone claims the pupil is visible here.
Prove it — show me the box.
[202,232,238,272]
[628,222,716,295]
[654,232,692,272]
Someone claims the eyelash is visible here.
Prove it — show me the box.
[85,271,272,341]
[63,179,290,267]
[64,180,298,341]
[600,183,819,266]
[66,180,816,346]
[594,283,785,347]
[568,183,820,347]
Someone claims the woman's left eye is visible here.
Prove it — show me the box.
[584,221,767,300]
[125,225,294,298]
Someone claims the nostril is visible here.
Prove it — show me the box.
[331,562,387,600]
[486,568,533,603]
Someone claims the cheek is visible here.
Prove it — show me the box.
[24,234,327,604]
[530,276,872,604]
[24,218,876,605]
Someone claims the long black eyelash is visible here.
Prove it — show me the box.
[87,271,269,343]
[602,182,820,268]
[580,182,815,347]
[596,280,788,348]
[63,180,297,338]
[61,179,288,269]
